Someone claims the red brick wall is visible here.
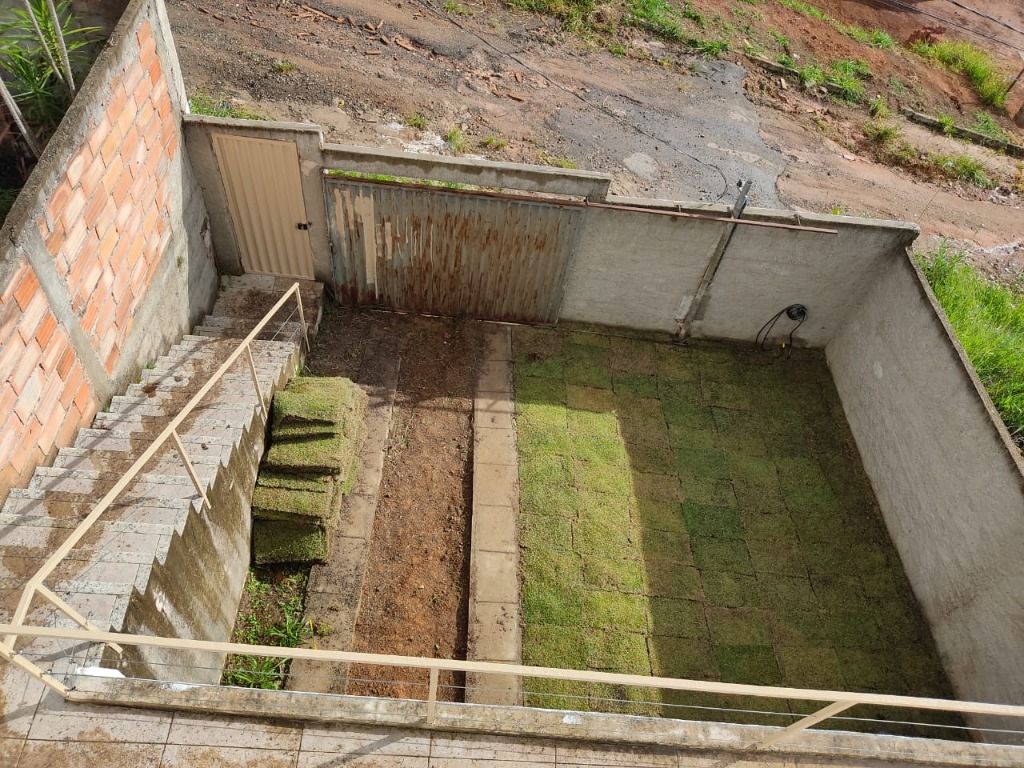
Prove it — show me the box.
[0,264,96,496]
[2,15,183,504]
[36,20,177,374]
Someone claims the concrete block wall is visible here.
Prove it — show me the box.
[0,0,218,506]
[827,252,1024,734]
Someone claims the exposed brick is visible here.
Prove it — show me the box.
[87,115,111,155]
[45,222,67,255]
[165,131,180,159]
[34,372,65,429]
[107,84,128,122]
[80,298,99,334]
[138,22,156,56]
[111,168,133,206]
[101,156,123,194]
[100,127,121,164]
[74,376,93,412]
[0,334,21,384]
[123,60,146,98]
[14,369,43,422]
[17,293,48,345]
[56,344,76,379]
[12,267,39,310]
[116,96,138,138]
[132,74,152,110]
[95,301,117,342]
[148,56,162,86]
[56,403,84,449]
[0,298,18,341]
[115,294,132,330]
[116,199,133,230]
[104,343,120,373]
[136,100,155,136]
[60,187,88,231]
[64,218,90,262]
[80,152,106,197]
[142,207,159,239]
[80,395,98,426]
[81,188,108,229]
[94,199,117,238]
[46,181,72,224]
[66,148,90,188]
[121,127,141,171]
[129,169,149,203]
[98,226,119,263]
[40,333,68,374]
[34,313,57,348]
[9,338,39,394]
[60,363,83,408]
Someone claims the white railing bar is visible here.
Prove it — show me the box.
[0,640,67,694]
[3,284,305,649]
[4,623,1024,722]
[170,429,210,510]
[35,585,123,655]
[427,667,439,724]
[244,343,267,418]
[754,700,856,750]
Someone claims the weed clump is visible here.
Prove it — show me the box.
[190,91,267,120]
[444,126,466,154]
[919,243,1024,444]
[910,39,1011,108]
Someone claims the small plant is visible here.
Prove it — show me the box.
[693,38,729,56]
[607,42,628,57]
[796,63,824,88]
[777,0,828,22]
[444,126,466,154]
[443,0,471,15]
[937,113,957,136]
[863,119,901,145]
[971,111,1008,141]
[625,0,685,42]
[272,59,296,73]
[540,152,578,169]
[838,23,894,49]
[828,202,845,215]
[932,153,992,188]
[404,112,428,130]
[769,30,789,51]
[189,92,267,120]
[868,95,891,119]
[910,39,1011,108]
[825,58,871,102]
[480,134,509,150]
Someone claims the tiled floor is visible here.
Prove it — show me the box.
[513,325,959,736]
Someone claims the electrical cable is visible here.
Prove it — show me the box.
[755,307,788,350]
[756,304,807,351]
[410,0,732,201]
[940,0,1024,41]
[867,0,1024,54]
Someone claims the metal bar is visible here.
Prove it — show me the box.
[4,623,1024,722]
[295,291,309,351]
[0,641,68,695]
[324,175,839,235]
[0,75,41,157]
[245,343,267,418]
[170,429,210,510]
[9,284,300,647]
[426,667,439,723]
[35,585,123,655]
[753,700,856,749]
[44,0,74,93]
[21,0,67,86]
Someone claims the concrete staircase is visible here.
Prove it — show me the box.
[0,274,323,684]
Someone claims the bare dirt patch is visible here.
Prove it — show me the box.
[303,304,486,701]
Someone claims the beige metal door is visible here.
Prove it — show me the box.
[212,134,315,279]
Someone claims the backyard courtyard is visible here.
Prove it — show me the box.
[512,325,960,736]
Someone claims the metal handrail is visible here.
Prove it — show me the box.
[1,282,308,651]
[2,623,1024,751]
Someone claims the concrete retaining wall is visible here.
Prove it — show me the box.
[827,252,1024,734]
[0,0,217,506]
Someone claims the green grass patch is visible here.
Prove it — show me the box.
[918,242,1024,443]
[189,91,267,120]
[910,39,1011,108]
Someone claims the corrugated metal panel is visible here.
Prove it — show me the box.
[212,134,315,279]
[325,179,581,323]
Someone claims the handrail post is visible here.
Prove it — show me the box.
[426,667,439,724]
[245,343,267,418]
[171,429,210,511]
[293,285,309,352]
[0,642,68,695]
[754,700,856,750]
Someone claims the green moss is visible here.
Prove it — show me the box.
[252,520,328,564]
[252,484,335,523]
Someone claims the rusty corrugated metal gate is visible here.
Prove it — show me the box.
[324,177,582,323]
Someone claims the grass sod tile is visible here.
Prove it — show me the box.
[681,502,743,538]
[569,330,610,348]
[631,471,683,502]
[582,591,648,632]
[824,607,887,650]
[635,526,693,564]
[620,416,672,450]
[775,645,845,689]
[655,346,700,382]
[675,447,731,480]
[612,371,659,398]
[584,630,651,673]
[644,560,702,600]
[770,609,834,648]
[667,425,719,451]
[633,499,685,533]
[567,408,620,442]
[521,511,573,552]
[521,550,585,626]
[588,682,662,717]
[700,570,762,609]
[746,537,808,578]
[705,606,773,646]
[740,510,798,541]
[512,325,564,360]
[624,440,676,474]
[566,385,616,413]
[514,373,567,405]
[609,336,658,375]
[679,474,738,508]
[252,519,328,565]
[648,635,718,678]
[574,515,636,560]
[583,556,647,594]
[522,678,590,711]
[700,381,752,411]
[571,434,629,467]
[264,424,362,475]
[271,376,366,428]
[647,597,708,638]
[564,344,612,388]
[756,573,817,611]
[690,536,753,573]
[835,648,909,693]
[251,483,335,524]
[716,645,783,686]
[522,623,586,668]
[572,458,633,499]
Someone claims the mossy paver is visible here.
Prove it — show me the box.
[514,326,957,732]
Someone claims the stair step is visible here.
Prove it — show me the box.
[28,466,213,500]
[74,428,240,454]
